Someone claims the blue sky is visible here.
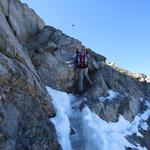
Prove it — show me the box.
[21,0,150,75]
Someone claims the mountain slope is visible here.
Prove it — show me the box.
[0,0,150,149]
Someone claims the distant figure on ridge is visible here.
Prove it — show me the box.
[75,47,93,94]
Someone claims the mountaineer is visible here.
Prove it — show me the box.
[75,48,93,94]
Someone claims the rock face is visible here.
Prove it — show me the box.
[27,25,106,91]
[0,0,60,149]
[0,0,150,150]
[82,64,146,121]
[27,24,148,123]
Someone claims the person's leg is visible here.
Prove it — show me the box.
[75,68,79,80]
[84,68,93,85]
[78,69,84,92]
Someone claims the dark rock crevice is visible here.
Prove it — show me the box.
[5,15,17,37]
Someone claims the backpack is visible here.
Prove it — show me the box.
[77,51,88,68]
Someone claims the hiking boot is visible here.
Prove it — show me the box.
[77,90,83,95]
[88,80,93,86]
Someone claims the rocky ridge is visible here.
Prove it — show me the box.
[0,0,150,149]
[27,25,149,122]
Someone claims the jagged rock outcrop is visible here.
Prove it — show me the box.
[27,25,149,123]
[0,0,60,149]
[27,25,106,92]
[82,63,147,121]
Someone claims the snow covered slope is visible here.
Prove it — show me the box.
[46,87,150,150]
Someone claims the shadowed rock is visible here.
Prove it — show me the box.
[0,0,60,149]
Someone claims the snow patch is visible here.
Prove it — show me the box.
[99,90,119,102]
[82,101,150,150]
[140,122,149,130]
[146,100,150,108]
[82,107,136,150]
[46,86,149,150]
[139,98,144,102]
[46,87,73,150]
